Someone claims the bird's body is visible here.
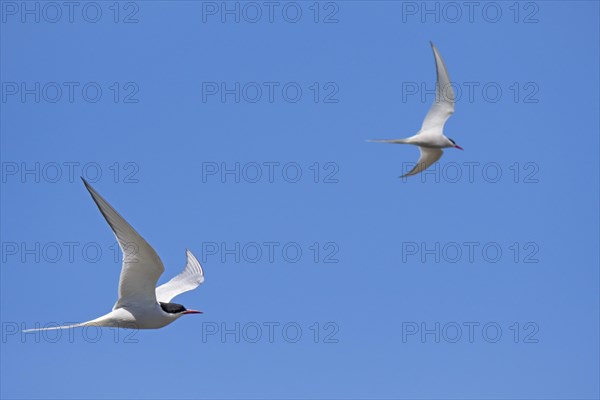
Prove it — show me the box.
[373,132,450,148]
[24,179,205,332]
[46,303,189,331]
[369,42,463,177]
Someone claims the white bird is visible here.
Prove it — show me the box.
[369,42,463,177]
[24,178,205,332]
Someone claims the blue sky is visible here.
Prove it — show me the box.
[1,1,599,399]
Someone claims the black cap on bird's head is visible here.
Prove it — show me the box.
[448,138,463,150]
[160,302,202,315]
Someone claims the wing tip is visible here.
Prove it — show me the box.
[81,177,95,195]
[186,248,204,277]
[430,41,441,57]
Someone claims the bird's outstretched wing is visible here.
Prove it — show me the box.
[156,249,205,303]
[420,42,455,133]
[81,178,164,309]
[401,147,443,177]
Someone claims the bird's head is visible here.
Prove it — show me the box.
[448,138,463,150]
[160,302,202,318]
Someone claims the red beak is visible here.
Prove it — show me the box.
[454,145,464,150]
[183,310,203,315]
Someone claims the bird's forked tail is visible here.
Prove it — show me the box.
[366,138,410,144]
[21,317,108,332]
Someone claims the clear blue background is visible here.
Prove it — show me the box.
[1,1,599,399]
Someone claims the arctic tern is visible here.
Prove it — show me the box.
[24,178,205,332]
[369,42,463,177]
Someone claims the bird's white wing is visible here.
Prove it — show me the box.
[420,42,455,133]
[81,178,164,309]
[156,249,205,303]
[401,147,443,177]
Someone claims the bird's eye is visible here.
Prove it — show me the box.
[449,138,455,145]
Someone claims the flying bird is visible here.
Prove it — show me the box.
[24,178,205,332]
[369,42,463,177]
